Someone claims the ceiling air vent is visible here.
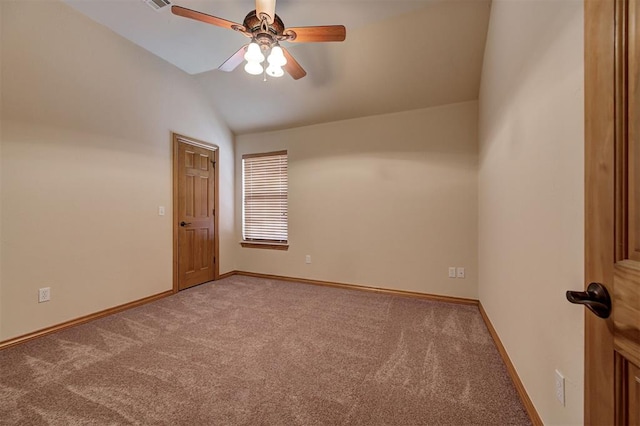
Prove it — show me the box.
[142,0,171,12]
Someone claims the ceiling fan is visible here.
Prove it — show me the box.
[171,0,346,80]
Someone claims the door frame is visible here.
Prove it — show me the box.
[172,133,220,293]
[584,0,622,423]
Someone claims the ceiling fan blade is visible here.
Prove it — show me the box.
[282,48,307,80]
[172,5,243,31]
[256,0,276,24]
[219,45,249,72]
[284,25,346,43]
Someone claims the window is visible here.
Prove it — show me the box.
[242,151,288,249]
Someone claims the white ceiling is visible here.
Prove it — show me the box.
[63,0,491,134]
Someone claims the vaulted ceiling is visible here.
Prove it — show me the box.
[63,0,491,134]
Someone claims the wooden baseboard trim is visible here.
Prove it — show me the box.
[0,290,174,351]
[218,271,236,280]
[229,270,478,305]
[478,302,543,426]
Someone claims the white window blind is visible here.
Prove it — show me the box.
[242,151,288,242]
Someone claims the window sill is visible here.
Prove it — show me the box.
[240,241,289,251]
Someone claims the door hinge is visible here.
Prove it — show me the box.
[213,256,216,263]
[212,209,215,216]
[211,160,216,167]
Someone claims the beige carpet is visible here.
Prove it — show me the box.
[0,276,530,425]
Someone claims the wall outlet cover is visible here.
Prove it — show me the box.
[38,287,51,303]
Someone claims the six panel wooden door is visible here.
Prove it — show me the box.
[585,0,640,423]
[176,140,216,290]
[615,0,640,421]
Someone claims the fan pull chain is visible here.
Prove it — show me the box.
[259,15,269,83]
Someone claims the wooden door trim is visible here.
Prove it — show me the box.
[172,133,220,293]
[585,0,617,423]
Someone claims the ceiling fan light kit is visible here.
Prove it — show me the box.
[265,45,287,77]
[266,64,285,78]
[244,42,265,63]
[242,42,287,78]
[171,0,346,80]
[268,46,286,67]
[244,59,264,76]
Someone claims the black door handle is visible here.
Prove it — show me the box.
[566,282,612,319]
[180,221,191,227]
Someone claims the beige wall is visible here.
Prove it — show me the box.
[0,1,235,340]
[478,0,584,424]
[236,102,478,299]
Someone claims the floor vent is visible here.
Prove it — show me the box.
[142,0,171,11]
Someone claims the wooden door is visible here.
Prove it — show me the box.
[585,0,640,423]
[174,137,217,291]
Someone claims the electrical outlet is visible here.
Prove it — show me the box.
[38,287,51,303]
[305,255,311,264]
[448,267,456,278]
[456,267,465,278]
[555,369,565,406]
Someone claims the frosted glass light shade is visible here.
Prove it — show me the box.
[244,61,264,75]
[266,64,284,78]
[244,43,265,63]
[267,46,287,67]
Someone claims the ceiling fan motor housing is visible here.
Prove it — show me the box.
[244,10,285,38]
